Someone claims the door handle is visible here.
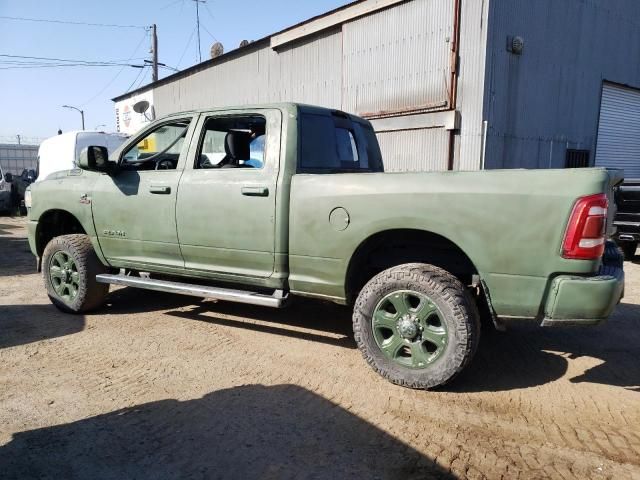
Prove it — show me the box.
[241,186,269,197]
[149,185,171,194]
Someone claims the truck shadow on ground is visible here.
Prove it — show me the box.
[0,237,34,277]
[450,302,640,393]
[167,299,356,349]
[103,287,356,349]
[0,384,453,480]
[105,288,640,393]
[0,221,23,235]
[0,305,85,350]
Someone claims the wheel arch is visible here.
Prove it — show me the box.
[345,228,480,304]
[35,209,89,257]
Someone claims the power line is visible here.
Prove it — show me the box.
[160,0,184,10]
[0,64,142,70]
[176,27,197,69]
[203,2,217,29]
[200,23,218,42]
[125,66,147,93]
[134,66,151,90]
[159,64,180,72]
[0,53,141,66]
[80,30,150,106]
[0,15,147,29]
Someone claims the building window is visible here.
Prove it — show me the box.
[565,149,590,168]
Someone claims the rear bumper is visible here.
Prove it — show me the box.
[542,243,624,327]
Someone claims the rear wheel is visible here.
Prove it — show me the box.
[42,234,109,313]
[353,263,480,389]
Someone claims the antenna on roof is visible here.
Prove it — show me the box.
[191,0,206,63]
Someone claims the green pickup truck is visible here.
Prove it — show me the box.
[26,103,625,389]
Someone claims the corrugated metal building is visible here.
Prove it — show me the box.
[113,0,640,175]
[0,144,38,175]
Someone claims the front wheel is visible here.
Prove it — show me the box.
[353,263,480,389]
[42,234,109,313]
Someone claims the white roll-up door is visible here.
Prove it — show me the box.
[595,83,640,178]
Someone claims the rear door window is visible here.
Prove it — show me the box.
[195,115,266,170]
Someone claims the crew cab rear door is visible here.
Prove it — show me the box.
[175,109,281,278]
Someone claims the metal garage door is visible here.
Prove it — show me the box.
[595,83,640,178]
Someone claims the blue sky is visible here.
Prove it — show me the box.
[0,0,352,141]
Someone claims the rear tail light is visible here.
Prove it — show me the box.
[562,193,608,260]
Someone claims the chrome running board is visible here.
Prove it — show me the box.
[95,273,288,308]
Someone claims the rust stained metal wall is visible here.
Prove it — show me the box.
[341,0,454,116]
[132,0,490,173]
[455,0,490,170]
[155,0,459,120]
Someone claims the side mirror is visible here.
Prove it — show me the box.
[3,172,13,183]
[78,146,113,173]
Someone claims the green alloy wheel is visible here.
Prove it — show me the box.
[353,263,480,389]
[49,251,80,303]
[42,234,109,313]
[372,290,448,368]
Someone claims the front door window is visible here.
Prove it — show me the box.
[121,119,191,171]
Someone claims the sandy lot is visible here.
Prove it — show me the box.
[0,216,639,479]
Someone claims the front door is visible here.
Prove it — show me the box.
[92,115,197,270]
[176,109,281,278]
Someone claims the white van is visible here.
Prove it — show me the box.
[36,131,128,182]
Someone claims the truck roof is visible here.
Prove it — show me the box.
[161,103,368,124]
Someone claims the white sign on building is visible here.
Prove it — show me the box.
[114,90,155,135]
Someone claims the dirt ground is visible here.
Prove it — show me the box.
[0,216,639,480]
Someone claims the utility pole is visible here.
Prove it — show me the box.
[151,23,158,82]
[192,0,206,63]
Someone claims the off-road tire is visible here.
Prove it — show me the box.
[353,263,480,389]
[619,241,637,261]
[42,234,109,314]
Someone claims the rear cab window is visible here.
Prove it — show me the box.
[298,111,383,174]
